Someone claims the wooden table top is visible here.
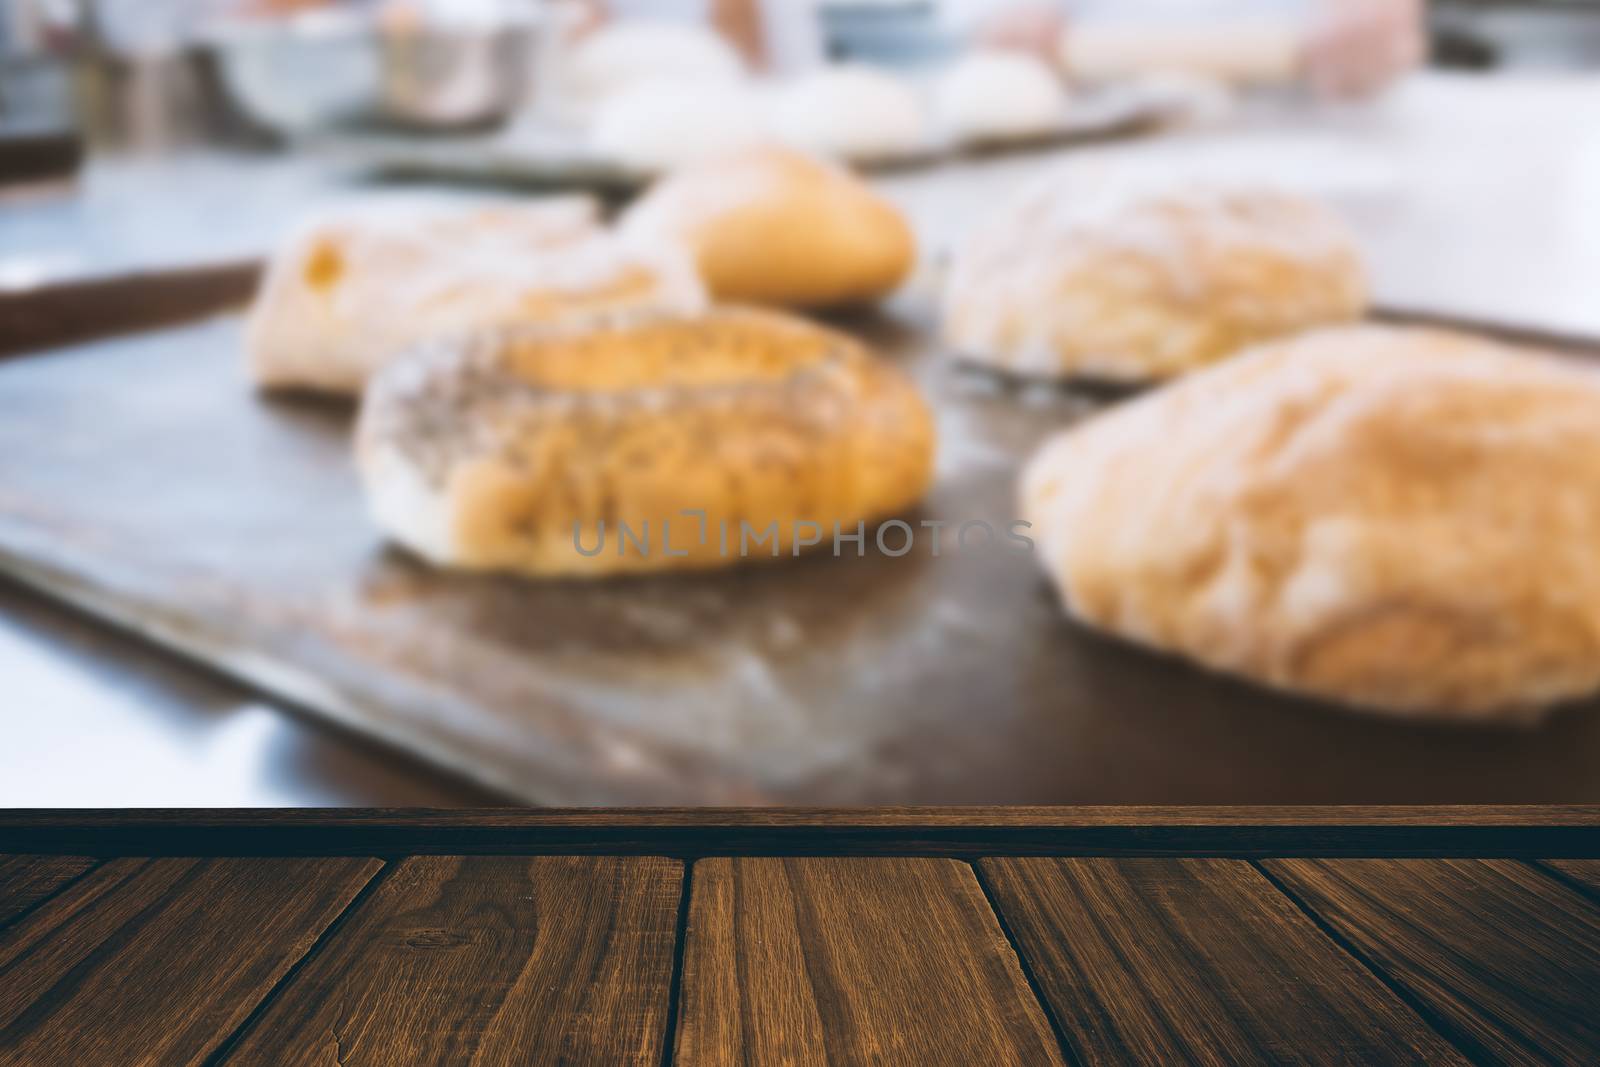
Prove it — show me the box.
[3,808,1599,1065]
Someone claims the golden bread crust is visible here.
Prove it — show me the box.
[620,147,916,309]
[943,174,1367,381]
[245,199,705,394]
[357,307,935,577]
[1023,326,1600,720]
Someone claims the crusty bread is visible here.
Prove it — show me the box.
[619,147,916,309]
[943,172,1367,381]
[356,307,936,577]
[245,198,705,394]
[1022,325,1600,722]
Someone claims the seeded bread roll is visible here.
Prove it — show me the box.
[1023,325,1600,722]
[620,147,916,310]
[943,171,1367,382]
[245,199,705,394]
[356,307,936,577]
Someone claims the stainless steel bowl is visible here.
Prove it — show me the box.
[380,21,534,130]
[206,10,382,136]
[206,9,536,136]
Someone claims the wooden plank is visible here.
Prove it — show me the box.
[1262,859,1600,1065]
[221,855,682,1066]
[979,857,1464,1065]
[0,855,93,928]
[0,856,380,1066]
[674,856,1065,1065]
[4,807,1600,858]
[1543,859,1600,898]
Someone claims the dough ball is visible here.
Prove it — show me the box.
[934,51,1068,143]
[356,307,936,577]
[245,198,705,394]
[620,146,915,308]
[942,169,1367,381]
[771,64,927,162]
[1023,325,1600,722]
[588,81,773,174]
[565,19,745,109]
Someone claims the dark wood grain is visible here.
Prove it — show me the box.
[674,856,1065,1065]
[979,857,1463,1065]
[222,855,683,1066]
[1261,859,1600,1065]
[0,855,94,928]
[4,807,1599,858]
[0,855,379,1066]
[1542,859,1600,899]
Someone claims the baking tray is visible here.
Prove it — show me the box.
[308,86,1173,190]
[3,282,1600,805]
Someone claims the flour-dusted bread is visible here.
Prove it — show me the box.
[943,171,1367,382]
[245,199,705,394]
[1023,325,1600,722]
[934,51,1068,143]
[770,65,926,162]
[620,147,915,309]
[357,307,936,578]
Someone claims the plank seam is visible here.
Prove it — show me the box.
[967,860,1084,1067]
[657,858,695,1067]
[200,859,393,1067]
[1248,860,1499,1066]
[1527,859,1600,911]
[0,857,107,936]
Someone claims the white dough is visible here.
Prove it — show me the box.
[588,81,774,173]
[770,64,927,162]
[934,52,1067,142]
[565,20,746,109]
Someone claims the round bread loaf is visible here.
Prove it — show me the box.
[587,81,772,173]
[1022,325,1600,722]
[564,19,745,112]
[934,51,1068,143]
[770,65,926,162]
[620,147,916,309]
[943,172,1367,381]
[245,201,704,395]
[357,307,936,577]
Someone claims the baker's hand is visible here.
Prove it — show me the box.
[1305,0,1426,99]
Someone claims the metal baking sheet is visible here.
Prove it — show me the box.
[3,302,1599,805]
[309,86,1172,190]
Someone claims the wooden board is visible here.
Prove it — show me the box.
[0,855,379,1066]
[673,856,1065,1065]
[1261,859,1600,1065]
[3,812,1600,1065]
[1543,859,1600,897]
[5,315,1600,804]
[5,805,1600,858]
[978,857,1462,1065]
[224,856,682,1066]
[0,855,93,928]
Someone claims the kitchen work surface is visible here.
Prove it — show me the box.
[7,307,1600,805]
[1,808,1598,1064]
[5,72,1600,804]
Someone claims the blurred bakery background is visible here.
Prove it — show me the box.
[4,0,1600,806]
